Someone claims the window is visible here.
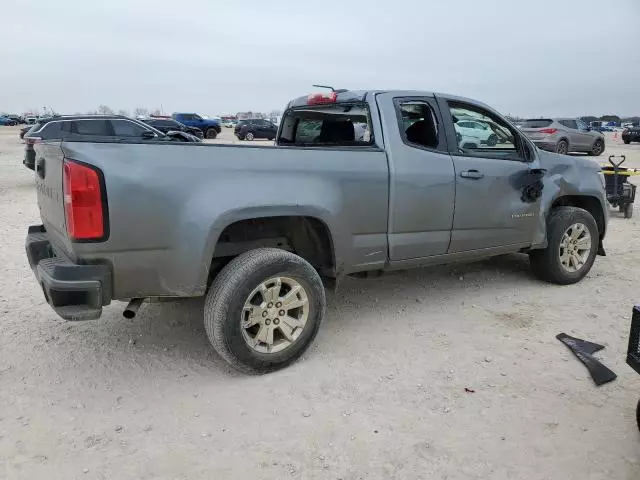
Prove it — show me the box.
[396,100,440,150]
[41,121,62,139]
[278,103,373,146]
[521,119,553,128]
[576,119,588,131]
[111,120,151,137]
[71,120,110,136]
[449,103,522,160]
[560,119,578,129]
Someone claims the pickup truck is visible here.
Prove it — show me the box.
[171,113,221,139]
[26,89,608,374]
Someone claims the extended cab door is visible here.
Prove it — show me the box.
[438,97,541,253]
[375,93,456,260]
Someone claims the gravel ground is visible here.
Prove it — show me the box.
[1,126,639,480]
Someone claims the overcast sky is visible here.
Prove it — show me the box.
[2,0,639,117]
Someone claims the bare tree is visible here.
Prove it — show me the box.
[150,108,162,116]
[133,107,149,117]
[117,109,130,117]
[97,105,114,115]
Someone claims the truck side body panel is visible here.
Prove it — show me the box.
[52,142,389,299]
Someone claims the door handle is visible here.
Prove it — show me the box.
[460,169,484,179]
[36,158,45,179]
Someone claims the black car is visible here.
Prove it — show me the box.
[234,119,278,141]
[140,118,204,139]
[23,115,200,170]
[622,126,640,144]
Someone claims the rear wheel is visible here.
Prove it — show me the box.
[591,139,604,156]
[624,139,631,144]
[204,248,326,374]
[205,128,218,140]
[487,134,498,147]
[529,207,599,284]
[245,132,255,141]
[556,139,569,155]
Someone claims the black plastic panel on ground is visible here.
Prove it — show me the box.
[627,306,640,375]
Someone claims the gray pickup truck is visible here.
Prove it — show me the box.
[26,89,608,373]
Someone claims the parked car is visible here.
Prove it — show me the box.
[520,118,605,155]
[172,113,221,139]
[0,116,18,126]
[141,118,204,139]
[221,119,236,128]
[622,126,640,144]
[25,88,608,374]
[3,114,23,124]
[234,118,278,140]
[25,116,37,125]
[23,115,200,169]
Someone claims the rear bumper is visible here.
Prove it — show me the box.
[26,225,112,321]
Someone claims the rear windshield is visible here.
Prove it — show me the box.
[278,103,372,146]
[522,119,553,128]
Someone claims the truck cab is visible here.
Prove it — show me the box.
[171,113,221,139]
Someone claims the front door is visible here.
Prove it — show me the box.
[441,100,541,253]
[375,93,456,260]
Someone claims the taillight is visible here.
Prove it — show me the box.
[25,136,42,146]
[307,92,337,105]
[539,128,558,134]
[63,159,106,241]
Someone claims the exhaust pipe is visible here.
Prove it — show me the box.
[123,298,145,319]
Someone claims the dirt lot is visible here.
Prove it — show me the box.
[1,125,639,479]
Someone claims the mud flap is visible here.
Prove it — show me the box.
[556,333,617,386]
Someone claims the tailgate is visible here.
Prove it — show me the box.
[34,141,73,256]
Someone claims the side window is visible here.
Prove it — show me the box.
[396,100,441,150]
[72,120,110,136]
[576,119,588,130]
[41,122,62,138]
[448,102,521,160]
[111,120,150,137]
[565,120,578,129]
[278,103,373,147]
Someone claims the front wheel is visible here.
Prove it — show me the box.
[204,248,326,374]
[623,140,631,145]
[529,207,599,284]
[487,134,498,147]
[245,132,255,141]
[205,128,218,139]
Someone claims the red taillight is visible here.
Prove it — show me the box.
[307,92,337,105]
[26,136,42,145]
[63,159,106,241]
[539,128,558,134]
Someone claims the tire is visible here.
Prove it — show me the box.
[555,139,569,155]
[487,134,498,147]
[529,207,599,285]
[637,398,640,433]
[204,248,326,374]
[205,128,218,140]
[624,203,634,219]
[591,139,604,156]
[623,139,630,145]
[245,132,255,141]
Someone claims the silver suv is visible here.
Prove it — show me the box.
[521,118,605,156]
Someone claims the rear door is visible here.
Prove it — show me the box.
[375,93,456,260]
[559,119,585,150]
[440,98,541,253]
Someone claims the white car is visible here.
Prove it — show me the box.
[454,119,499,147]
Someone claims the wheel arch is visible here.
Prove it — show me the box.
[203,212,337,288]
[550,195,606,240]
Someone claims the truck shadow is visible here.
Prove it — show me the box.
[72,253,537,375]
